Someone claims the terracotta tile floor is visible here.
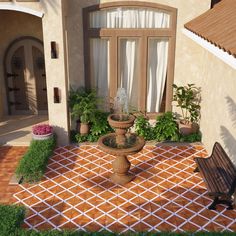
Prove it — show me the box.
[10,144,236,232]
[0,146,28,203]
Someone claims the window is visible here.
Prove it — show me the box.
[83,2,177,116]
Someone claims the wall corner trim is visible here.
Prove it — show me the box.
[182,28,236,70]
[0,3,44,17]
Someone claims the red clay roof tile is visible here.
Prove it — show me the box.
[184,0,236,57]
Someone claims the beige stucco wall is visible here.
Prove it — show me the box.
[179,34,236,165]
[66,0,211,89]
[6,0,236,153]
[0,11,43,118]
[0,0,70,145]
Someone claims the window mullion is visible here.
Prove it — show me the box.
[110,36,118,101]
[139,36,148,113]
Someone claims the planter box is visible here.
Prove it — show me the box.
[32,133,53,140]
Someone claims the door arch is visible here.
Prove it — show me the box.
[4,37,48,115]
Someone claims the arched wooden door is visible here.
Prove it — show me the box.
[5,38,48,115]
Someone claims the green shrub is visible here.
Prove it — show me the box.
[75,111,113,143]
[0,204,25,234]
[16,137,56,183]
[180,132,202,142]
[8,230,236,236]
[134,112,201,143]
[154,112,179,142]
[134,115,155,141]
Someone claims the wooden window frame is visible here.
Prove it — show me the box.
[83,1,177,117]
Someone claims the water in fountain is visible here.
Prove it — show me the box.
[98,88,145,185]
[114,88,129,121]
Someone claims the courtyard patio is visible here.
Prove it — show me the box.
[1,143,236,233]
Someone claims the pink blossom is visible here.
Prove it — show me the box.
[32,124,53,135]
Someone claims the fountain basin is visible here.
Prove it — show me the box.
[98,133,145,185]
[108,114,135,130]
[98,133,145,155]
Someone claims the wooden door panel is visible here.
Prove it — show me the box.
[32,46,48,111]
[10,46,29,111]
[5,38,47,115]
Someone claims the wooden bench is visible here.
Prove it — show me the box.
[194,142,236,210]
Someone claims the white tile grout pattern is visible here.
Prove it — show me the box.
[13,144,236,232]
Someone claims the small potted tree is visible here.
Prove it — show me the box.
[70,88,99,136]
[172,84,201,135]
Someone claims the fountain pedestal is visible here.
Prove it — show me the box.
[98,97,145,185]
[111,155,134,185]
[98,132,145,185]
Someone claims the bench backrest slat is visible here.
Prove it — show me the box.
[211,142,236,189]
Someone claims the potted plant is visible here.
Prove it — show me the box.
[172,83,201,135]
[32,124,53,140]
[69,88,99,135]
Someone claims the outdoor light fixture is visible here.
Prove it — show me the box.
[51,41,58,59]
[54,87,60,103]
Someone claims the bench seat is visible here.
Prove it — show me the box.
[194,142,236,210]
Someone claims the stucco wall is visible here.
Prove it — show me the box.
[0,0,70,145]
[0,10,43,118]
[65,0,211,89]
[180,35,236,165]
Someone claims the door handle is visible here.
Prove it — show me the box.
[42,88,47,91]
[6,72,19,78]
[42,73,46,77]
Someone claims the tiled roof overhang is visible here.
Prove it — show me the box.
[184,0,236,58]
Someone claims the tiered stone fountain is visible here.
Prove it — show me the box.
[98,88,145,185]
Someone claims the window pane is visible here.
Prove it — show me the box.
[90,8,170,28]
[147,39,169,113]
[90,38,110,103]
[119,39,139,110]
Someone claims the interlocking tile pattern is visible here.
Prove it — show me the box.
[13,144,236,232]
[0,146,28,203]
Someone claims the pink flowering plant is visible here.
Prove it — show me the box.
[32,124,53,135]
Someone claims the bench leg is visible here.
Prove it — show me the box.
[208,197,218,210]
[208,197,234,210]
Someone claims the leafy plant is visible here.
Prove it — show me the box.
[0,204,25,234]
[173,84,201,124]
[75,111,113,143]
[16,137,56,183]
[69,88,100,124]
[134,115,155,141]
[154,112,179,142]
[180,132,202,142]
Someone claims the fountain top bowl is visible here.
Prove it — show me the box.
[108,114,135,130]
[98,133,145,156]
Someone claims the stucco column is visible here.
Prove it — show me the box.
[42,0,69,145]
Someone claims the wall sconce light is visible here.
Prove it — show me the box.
[54,87,60,103]
[51,41,58,59]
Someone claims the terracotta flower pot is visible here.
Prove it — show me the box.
[179,120,199,135]
[80,123,90,136]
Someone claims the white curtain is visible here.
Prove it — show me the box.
[120,40,138,109]
[90,39,109,100]
[89,8,169,112]
[90,8,170,28]
[147,39,169,113]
